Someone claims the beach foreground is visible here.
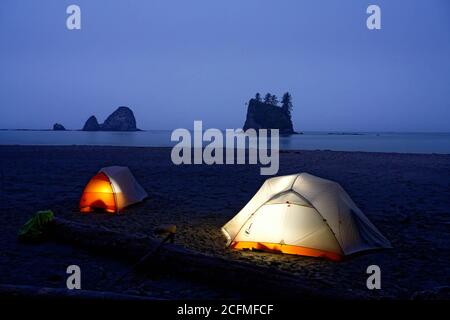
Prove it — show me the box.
[0,146,449,299]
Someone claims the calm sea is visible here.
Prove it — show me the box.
[0,130,449,154]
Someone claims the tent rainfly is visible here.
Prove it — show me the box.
[222,173,391,261]
[80,166,148,213]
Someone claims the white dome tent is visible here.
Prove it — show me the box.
[222,173,391,261]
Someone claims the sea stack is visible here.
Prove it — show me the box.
[82,116,100,131]
[101,106,138,131]
[53,123,66,131]
[243,99,296,135]
[82,107,139,131]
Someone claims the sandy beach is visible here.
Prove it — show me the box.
[0,145,449,299]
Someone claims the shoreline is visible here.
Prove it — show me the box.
[2,130,450,155]
[1,144,450,157]
[2,128,450,134]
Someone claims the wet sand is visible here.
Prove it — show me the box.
[0,145,449,299]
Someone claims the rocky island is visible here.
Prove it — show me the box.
[52,123,66,131]
[243,92,297,135]
[82,106,139,131]
[82,116,101,131]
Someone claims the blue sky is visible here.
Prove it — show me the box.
[1,0,449,131]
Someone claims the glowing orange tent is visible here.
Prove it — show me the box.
[80,166,148,213]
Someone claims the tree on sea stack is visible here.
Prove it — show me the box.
[264,93,272,104]
[271,94,279,106]
[281,92,293,119]
[255,92,262,102]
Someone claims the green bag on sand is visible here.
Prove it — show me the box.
[18,210,54,242]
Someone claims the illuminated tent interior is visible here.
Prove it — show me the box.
[222,173,391,261]
[80,166,148,213]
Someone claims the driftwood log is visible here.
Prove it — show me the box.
[48,218,339,299]
[0,284,154,300]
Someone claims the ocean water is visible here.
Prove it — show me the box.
[0,130,449,154]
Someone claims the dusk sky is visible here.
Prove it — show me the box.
[1,0,449,132]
